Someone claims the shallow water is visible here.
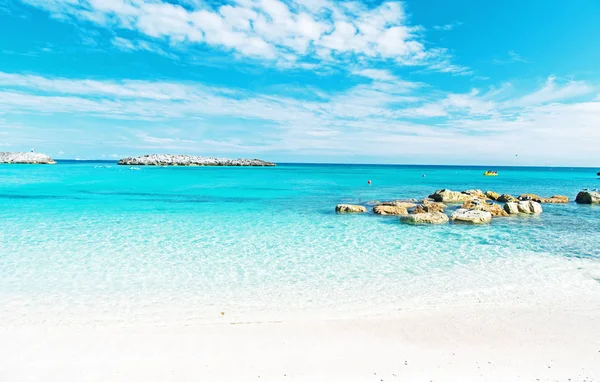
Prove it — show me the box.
[1,162,599,325]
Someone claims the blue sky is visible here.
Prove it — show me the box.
[0,0,599,165]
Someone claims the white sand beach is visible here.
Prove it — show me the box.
[2,262,600,382]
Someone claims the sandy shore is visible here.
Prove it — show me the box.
[2,300,599,382]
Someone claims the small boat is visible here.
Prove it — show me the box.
[483,170,498,176]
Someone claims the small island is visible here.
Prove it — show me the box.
[0,152,56,164]
[118,154,276,167]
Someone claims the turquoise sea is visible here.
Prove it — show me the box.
[1,162,599,325]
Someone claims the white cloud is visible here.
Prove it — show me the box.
[19,0,465,73]
[1,71,599,164]
[515,76,593,106]
[491,50,529,65]
[111,37,178,59]
[433,21,462,31]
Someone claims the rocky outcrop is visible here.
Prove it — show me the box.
[412,200,446,214]
[517,194,569,203]
[373,205,408,216]
[429,189,474,203]
[0,152,56,164]
[462,189,486,199]
[504,201,543,215]
[542,195,569,203]
[575,191,600,204]
[517,194,543,202]
[336,204,367,213]
[400,212,449,225]
[485,191,500,201]
[461,199,508,217]
[519,200,543,214]
[497,194,517,203]
[504,202,520,215]
[118,154,275,166]
[450,209,492,224]
[377,201,417,209]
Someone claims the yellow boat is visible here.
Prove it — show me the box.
[483,171,498,176]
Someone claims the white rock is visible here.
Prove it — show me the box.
[517,201,543,214]
[336,204,367,213]
[400,212,449,224]
[0,152,55,164]
[450,209,492,224]
[118,154,275,166]
[504,202,520,214]
[428,189,474,203]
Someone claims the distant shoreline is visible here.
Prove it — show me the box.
[50,159,599,170]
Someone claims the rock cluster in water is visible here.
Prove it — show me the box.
[0,152,56,164]
[118,154,275,167]
[333,188,589,225]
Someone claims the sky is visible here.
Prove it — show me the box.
[0,0,599,165]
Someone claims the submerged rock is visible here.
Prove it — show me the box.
[429,189,474,203]
[497,194,517,203]
[335,204,367,213]
[118,154,275,166]
[450,209,492,224]
[400,212,449,225]
[0,152,56,164]
[461,199,508,217]
[373,205,408,216]
[485,191,500,200]
[575,191,600,204]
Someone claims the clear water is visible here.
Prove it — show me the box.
[1,162,599,326]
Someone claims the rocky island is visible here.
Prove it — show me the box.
[0,152,56,164]
[118,154,275,167]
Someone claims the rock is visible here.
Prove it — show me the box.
[412,200,446,214]
[462,189,486,199]
[518,194,543,202]
[118,154,275,166]
[505,201,543,215]
[0,152,56,164]
[575,191,600,204]
[393,201,418,209]
[373,205,408,216]
[450,209,492,224]
[377,201,417,209]
[400,212,449,225]
[485,191,500,201]
[504,202,520,214]
[429,189,474,203]
[497,194,517,203]
[540,195,569,203]
[517,200,543,214]
[335,204,367,213]
[461,199,508,217]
